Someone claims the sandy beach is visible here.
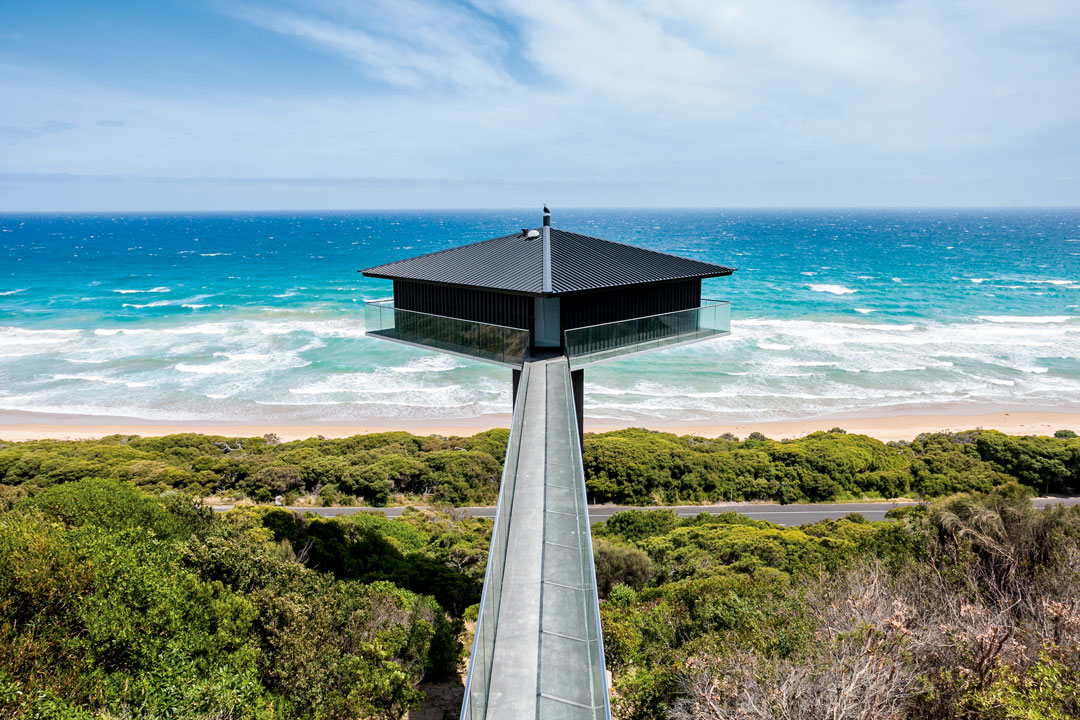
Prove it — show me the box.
[2,407,1078,443]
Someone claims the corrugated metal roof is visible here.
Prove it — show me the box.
[361,227,734,294]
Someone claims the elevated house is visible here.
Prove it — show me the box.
[361,209,734,719]
[362,208,734,445]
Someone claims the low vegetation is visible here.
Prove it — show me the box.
[0,479,491,719]
[595,486,1080,719]
[1,456,1077,718]
[1,427,1077,508]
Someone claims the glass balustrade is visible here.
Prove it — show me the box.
[364,300,530,367]
[460,362,532,720]
[565,300,731,368]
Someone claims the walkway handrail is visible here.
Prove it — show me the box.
[564,356,613,720]
[459,361,531,718]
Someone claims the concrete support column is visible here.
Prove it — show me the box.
[571,368,584,452]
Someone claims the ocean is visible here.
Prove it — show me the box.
[1,209,1078,425]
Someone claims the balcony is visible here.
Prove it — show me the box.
[364,300,530,368]
[565,299,731,369]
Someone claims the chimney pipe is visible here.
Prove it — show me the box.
[541,206,552,292]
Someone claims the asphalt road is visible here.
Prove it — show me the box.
[213,496,1080,527]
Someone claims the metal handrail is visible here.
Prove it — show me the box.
[459,361,530,719]
[564,356,614,720]
[364,299,529,333]
[565,299,730,333]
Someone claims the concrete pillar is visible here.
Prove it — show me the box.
[571,368,584,452]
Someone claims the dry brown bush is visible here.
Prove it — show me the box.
[670,494,1080,720]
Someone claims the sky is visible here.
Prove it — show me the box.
[1,0,1079,210]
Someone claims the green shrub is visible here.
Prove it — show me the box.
[593,538,654,595]
[0,478,475,719]
[594,509,682,543]
[3,428,1073,507]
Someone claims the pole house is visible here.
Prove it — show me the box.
[362,208,735,445]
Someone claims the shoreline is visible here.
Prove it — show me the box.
[2,407,1079,443]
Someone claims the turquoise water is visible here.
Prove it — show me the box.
[1,209,1078,423]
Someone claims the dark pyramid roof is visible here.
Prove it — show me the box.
[361,227,734,294]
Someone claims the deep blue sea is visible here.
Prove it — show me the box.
[1,209,1078,424]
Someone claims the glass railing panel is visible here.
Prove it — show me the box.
[363,301,529,367]
[460,362,532,719]
[566,358,613,720]
[699,300,731,332]
[565,301,730,368]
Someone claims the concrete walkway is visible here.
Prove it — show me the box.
[461,358,609,720]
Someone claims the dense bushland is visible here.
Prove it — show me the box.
[2,465,1078,718]
[584,427,1080,504]
[1,427,1077,507]
[596,487,1080,720]
[0,479,491,719]
[0,431,507,508]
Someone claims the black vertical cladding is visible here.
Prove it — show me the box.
[560,279,701,330]
[392,277,703,355]
[394,280,532,329]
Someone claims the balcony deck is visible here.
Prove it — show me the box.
[364,299,730,370]
[364,300,530,368]
[565,300,730,369]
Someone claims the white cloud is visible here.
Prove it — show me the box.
[478,0,1080,150]
[216,0,1080,154]
[1,0,1078,207]
[226,0,514,92]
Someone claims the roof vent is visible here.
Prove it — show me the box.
[526,229,540,239]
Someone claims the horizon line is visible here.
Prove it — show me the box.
[2,205,1079,215]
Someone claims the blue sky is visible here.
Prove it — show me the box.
[1,0,1078,210]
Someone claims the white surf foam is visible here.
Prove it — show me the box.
[809,284,857,295]
[6,303,1080,425]
[0,328,81,357]
[123,300,173,308]
[979,315,1073,324]
[1016,279,1074,285]
[175,362,245,375]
